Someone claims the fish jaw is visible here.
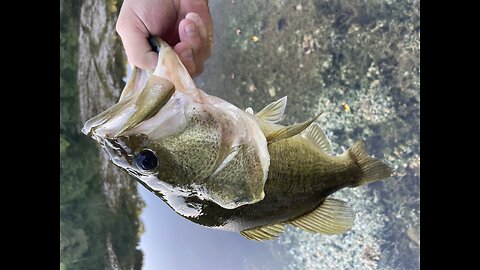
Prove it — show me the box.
[82,36,200,142]
[150,37,200,97]
[81,74,176,142]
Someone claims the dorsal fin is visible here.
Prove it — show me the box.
[302,123,332,154]
[288,198,355,234]
[240,223,285,241]
[256,96,287,123]
[266,112,322,144]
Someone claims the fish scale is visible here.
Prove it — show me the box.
[157,113,222,184]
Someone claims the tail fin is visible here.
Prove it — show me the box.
[349,139,393,186]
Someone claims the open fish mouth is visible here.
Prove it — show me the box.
[82,38,180,141]
[82,37,203,142]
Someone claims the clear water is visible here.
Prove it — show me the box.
[60,0,420,269]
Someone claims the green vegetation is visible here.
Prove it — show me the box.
[60,0,143,269]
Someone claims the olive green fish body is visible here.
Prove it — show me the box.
[82,37,393,241]
[173,120,363,232]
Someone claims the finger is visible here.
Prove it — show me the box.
[185,12,211,58]
[178,0,213,49]
[174,42,201,77]
[177,19,205,76]
[116,14,158,70]
[178,18,204,61]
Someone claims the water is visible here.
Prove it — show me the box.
[60,0,420,269]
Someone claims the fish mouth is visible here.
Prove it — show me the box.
[82,36,200,141]
[82,74,175,140]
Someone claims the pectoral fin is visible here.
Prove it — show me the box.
[302,123,333,154]
[256,96,287,123]
[116,76,175,136]
[289,198,355,234]
[240,223,285,241]
[266,112,322,144]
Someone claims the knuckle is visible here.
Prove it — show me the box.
[115,19,125,35]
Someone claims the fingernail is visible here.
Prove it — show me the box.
[186,13,203,31]
[186,12,200,23]
[185,23,196,35]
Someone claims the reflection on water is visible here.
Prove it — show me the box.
[60,0,419,269]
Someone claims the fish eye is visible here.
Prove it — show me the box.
[134,149,158,171]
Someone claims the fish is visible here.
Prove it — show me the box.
[82,37,393,241]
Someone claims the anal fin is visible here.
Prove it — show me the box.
[289,198,355,234]
[240,223,285,241]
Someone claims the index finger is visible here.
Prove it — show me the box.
[116,16,158,70]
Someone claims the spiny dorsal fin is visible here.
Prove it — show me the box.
[256,96,287,123]
[348,139,394,186]
[302,123,332,154]
[289,198,355,234]
[240,223,285,241]
[266,112,322,144]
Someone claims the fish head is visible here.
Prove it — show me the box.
[82,38,269,211]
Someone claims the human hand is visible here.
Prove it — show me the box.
[116,0,213,77]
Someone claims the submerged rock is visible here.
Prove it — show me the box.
[200,0,420,269]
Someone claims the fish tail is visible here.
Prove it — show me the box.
[348,139,393,186]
